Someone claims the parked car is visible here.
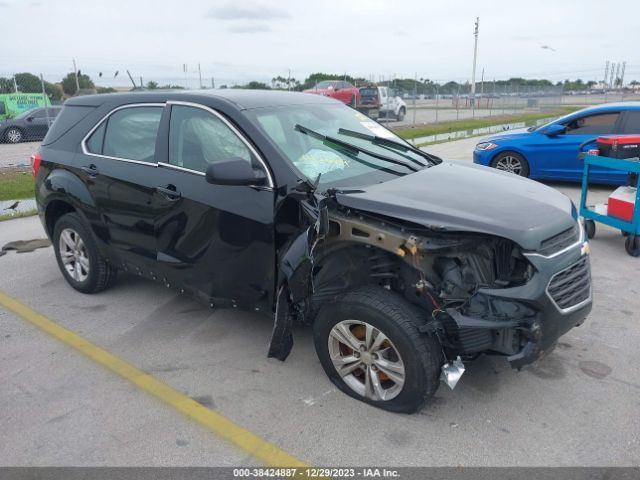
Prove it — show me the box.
[303,80,360,106]
[378,87,407,121]
[35,90,592,413]
[1,106,62,143]
[474,102,640,184]
[0,93,52,121]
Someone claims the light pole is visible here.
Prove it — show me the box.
[72,58,80,93]
[470,17,479,111]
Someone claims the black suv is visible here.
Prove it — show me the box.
[34,90,592,412]
[1,106,62,143]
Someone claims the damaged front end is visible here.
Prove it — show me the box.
[268,189,592,381]
[312,207,591,375]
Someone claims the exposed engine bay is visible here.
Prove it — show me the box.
[307,207,539,362]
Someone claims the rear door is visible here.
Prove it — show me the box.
[153,101,276,307]
[534,110,625,182]
[80,103,165,269]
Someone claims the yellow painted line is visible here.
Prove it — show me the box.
[0,290,308,468]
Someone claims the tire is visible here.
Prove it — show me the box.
[584,220,596,239]
[625,235,640,257]
[5,127,23,144]
[490,151,530,177]
[53,212,117,293]
[396,108,405,122]
[313,286,443,413]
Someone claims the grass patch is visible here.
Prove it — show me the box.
[0,208,37,222]
[394,107,581,140]
[0,169,35,201]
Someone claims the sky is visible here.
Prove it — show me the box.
[0,0,638,88]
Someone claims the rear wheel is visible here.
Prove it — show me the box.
[625,235,640,257]
[491,151,530,177]
[5,128,23,144]
[313,286,443,413]
[53,213,117,293]
[396,107,406,122]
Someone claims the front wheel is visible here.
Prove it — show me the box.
[584,220,596,239]
[313,286,443,413]
[396,107,406,122]
[491,151,530,177]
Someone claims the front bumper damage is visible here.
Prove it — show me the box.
[442,239,592,370]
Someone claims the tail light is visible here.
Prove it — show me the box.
[31,150,42,177]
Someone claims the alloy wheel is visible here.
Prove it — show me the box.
[495,155,523,175]
[58,228,90,282]
[328,319,405,401]
[6,128,22,143]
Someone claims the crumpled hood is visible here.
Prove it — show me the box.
[335,161,577,251]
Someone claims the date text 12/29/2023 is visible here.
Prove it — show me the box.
[232,468,400,478]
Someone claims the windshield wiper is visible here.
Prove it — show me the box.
[294,124,420,173]
[337,128,442,165]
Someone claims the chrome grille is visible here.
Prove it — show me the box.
[547,256,591,311]
[538,224,580,256]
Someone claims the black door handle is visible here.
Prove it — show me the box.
[80,164,99,177]
[156,185,181,200]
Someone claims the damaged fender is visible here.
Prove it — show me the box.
[268,192,328,360]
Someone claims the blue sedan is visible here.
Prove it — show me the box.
[473,102,640,184]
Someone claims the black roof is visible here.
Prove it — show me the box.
[65,89,338,110]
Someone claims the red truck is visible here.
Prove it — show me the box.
[303,80,360,106]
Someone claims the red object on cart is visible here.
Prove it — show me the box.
[608,186,637,222]
[597,136,640,159]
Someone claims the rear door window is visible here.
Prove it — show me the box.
[87,106,162,162]
[620,111,640,134]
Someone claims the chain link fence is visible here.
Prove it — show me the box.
[1,69,639,151]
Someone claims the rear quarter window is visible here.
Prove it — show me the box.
[41,105,96,146]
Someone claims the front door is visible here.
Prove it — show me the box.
[533,110,626,182]
[154,102,276,308]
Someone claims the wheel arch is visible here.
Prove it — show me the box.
[44,199,76,237]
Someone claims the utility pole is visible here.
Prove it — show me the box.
[470,17,479,111]
[288,69,291,91]
[72,58,80,93]
[620,61,626,88]
[211,77,215,89]
[198,63,203,89]
[614,63,621,88]
[609,62,616,89]
[603,61,609,88]
[13,75,18,93]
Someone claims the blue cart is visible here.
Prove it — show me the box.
[580,153,640,257]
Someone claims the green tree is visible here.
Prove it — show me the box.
[14,72,42,92]
[0,77,14,93]
[146,80,158,90]
[61,72,95,95]
[96,87,117,94]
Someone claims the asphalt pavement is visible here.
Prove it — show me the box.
[0,139,638,467]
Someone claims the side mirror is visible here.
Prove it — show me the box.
[543,124,566,136]
[205,158,267,186]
